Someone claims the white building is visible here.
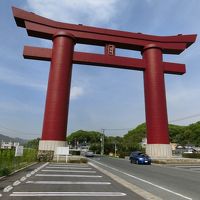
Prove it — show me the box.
[1,141,19,149]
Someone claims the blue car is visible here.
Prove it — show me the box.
[129,151,151,165]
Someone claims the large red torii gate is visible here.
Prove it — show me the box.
[13,7,196,158]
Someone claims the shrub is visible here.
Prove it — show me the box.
[0,167,11,176]
[68,157,88,163]
[80,158,88,163]
[37,150,54,162]
[182,153,200,159]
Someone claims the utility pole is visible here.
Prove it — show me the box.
[100,129,105,156]
[114,142,117,157]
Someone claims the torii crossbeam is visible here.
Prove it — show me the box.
[12,7,197,158]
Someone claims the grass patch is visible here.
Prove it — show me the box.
[0,148,38,176]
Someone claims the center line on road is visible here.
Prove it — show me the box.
[26,181,111,185]
[42,169,96,173]
[35,174,102,178]
[90,160,192,200]
[10,192,126,197]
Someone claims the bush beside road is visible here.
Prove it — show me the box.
[0,148,37,176]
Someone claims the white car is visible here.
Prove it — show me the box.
[85,151,94,157]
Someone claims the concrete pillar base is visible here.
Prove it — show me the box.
[146,144,172,159]
[39,140,66,151]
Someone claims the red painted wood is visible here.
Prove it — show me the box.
[12,7,196,54]
[23,46,185,74]
[143,46,169,144]
[12,7,196,45]
[41,31,74,141]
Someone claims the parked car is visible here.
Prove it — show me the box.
[129,151,151,165]
[85,151,94,157]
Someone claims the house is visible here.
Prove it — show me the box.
[1,141,19,149]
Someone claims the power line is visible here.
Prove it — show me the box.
[1,112,200,137]
[102,113,200,132]
[169,113,200,123]
[0,124,40,136]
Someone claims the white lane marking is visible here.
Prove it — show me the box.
[42,169,96,173]
[2,163,49,194]
[91,160,192,200]
[3,185,13,192]
[26,181,111,185]
[26,173,31,178]
[10,192,126,197]
[189,168,200,171]
[30,171,35,175]
[25,162,49,178]
[0,193,2,197]
[49,164,88,167]
[13,180,21,186]
[20,176,27,182]
[46,166,92,170]
[90,162,161,200]
[35,174,102,178]
[175,165,200,168]
[38,162,49,169]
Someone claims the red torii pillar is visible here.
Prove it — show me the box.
[39,31,75,150]
[12,7,197,158]
[143,45,171,157]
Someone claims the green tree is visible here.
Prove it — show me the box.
[67,130,102,147]
[24,138,40,149]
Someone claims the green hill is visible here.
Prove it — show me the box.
[123,122,200,146]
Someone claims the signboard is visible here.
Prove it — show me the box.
[15,146,24,157]
[55,147,69,156]
[105,44,115,56]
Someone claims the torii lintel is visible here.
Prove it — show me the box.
[12,7,196,54]
[23,46,185,75]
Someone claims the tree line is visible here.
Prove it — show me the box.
[66,121,200,157]
[25,121,200,157]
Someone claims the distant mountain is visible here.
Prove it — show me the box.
[0,134,28,145]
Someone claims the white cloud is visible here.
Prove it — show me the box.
[0,65,85,100]
[70,86,84,100]
[26,0,120,26]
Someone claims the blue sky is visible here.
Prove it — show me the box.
[0,0,200,139]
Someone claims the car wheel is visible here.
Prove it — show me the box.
[130,159,134,164]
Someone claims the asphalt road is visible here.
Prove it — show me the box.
[0,162,144,200]
[90,157,200,200]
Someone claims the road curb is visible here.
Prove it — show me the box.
[89,162,162,200]
[0,162,38,180]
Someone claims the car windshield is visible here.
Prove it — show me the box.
[139,154,149,157]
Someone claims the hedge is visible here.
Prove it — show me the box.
[182,153,200,159]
